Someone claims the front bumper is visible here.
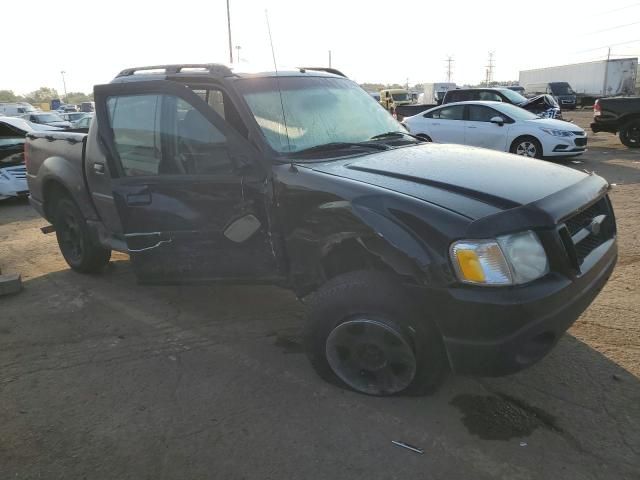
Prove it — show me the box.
[433,237,617,376]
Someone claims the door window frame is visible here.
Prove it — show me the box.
[94,80,264,181]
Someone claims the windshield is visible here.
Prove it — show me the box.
[550,83,575,95]
[495,103,541,121]
[36,113,64,122]
[500,89,528,104]
[391,93,408,101]
[237,76,402,154]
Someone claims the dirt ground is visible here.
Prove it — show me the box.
[1,115,638,479]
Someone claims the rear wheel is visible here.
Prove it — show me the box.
[511,136,543,159]
[304,270,447,396]
[54,197,111,273]
[619,120,640,148]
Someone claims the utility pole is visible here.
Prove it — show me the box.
[328,50,332,68]
[60,70,68,102]
[485,51,495,86]
[445,56,454,83]
[235,45,241,63]
[602,47,611,95]
[226,0,233,63]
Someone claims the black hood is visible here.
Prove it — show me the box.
[305,143,588,220]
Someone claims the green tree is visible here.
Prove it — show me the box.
[0,90,21,102]
[65,92,94,104]
[24,87,60,104]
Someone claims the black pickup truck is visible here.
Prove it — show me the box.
[591,97,640,148]
[26,64,617,396]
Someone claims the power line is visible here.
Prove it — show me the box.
[576,38,640,53]
[594,2,640,15]
[587,20,640,35]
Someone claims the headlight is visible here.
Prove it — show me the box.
[540,128,573,137]
[450,231,549,286]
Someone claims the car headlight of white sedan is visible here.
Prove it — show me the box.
[450,231,549,286]
[539,128,574,137]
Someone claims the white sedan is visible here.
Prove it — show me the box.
[403,101,587,158]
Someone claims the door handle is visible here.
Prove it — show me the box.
[93,162,105,174]
[467,126,477,129]
[126,191,152,206]
[432,122,441,125]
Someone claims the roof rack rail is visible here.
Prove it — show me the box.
[298,67,347,78]
[116,63,233,78]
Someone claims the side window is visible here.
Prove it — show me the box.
[434,105,465,120]
[107,94,232,177]
[108,95,162,176]
[478,91,502,101]
[468,105,499,122]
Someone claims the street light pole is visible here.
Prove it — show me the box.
[226,0,233,63]
[60,70,68,102]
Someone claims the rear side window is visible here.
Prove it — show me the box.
[468,105,500,122]
[431,105,465,120]
[107,94,232,176]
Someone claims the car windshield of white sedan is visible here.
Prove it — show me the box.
[496,103,541,121]
[238,76,401,154]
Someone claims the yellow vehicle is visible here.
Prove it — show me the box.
[379,88,411,112]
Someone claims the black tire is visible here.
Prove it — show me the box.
[619,120,640,148]
[417,134,433,142]
[54,197,111,273]
[510,136,543,159]
[304,270,447,396]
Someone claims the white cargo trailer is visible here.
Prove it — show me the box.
[519,58,638,96]
[422,83,457,104]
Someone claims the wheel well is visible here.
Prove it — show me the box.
[510,135,542,154]
[321,238,393,283]
[42,180,73,222]
[416,133,432,141]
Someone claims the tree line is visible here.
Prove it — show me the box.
[0,87,93,105]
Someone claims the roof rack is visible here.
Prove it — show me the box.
[298,67,347,78]
[116,63,233,78]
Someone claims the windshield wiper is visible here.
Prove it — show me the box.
[369,131,422,141]
[293,141,389,156]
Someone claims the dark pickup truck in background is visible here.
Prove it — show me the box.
[591,97,640,148]
[25,63,617,397]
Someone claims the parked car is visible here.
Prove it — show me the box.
[506,85,525,95]
[442,87,562,119]
[26,63,617,396]
[591,97,640,148]
[0,102,39,117]
[59,112,88,123]
[80,101,95,112]
[524,82,577,110]
[72,113,93,129]
[0,116,59,200]
[62,104,79,112]
[21,112,72,129]
[403,101,587,158]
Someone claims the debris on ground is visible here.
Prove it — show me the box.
[391,440,424,454]
[0,271,23,296]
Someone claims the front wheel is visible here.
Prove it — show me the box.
[304,271,447,396]
[510,136,543,159]
[54,197,111,273]
[619,120,640,148]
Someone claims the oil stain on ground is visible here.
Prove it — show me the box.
[450,393,562,440]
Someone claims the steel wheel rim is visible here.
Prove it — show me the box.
[59,212,83,261]
[516,141,537,157]
[626,125,640,144]
[325,318,417,395]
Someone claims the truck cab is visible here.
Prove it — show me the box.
[379,88,411,112]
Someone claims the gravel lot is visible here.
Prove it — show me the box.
[1,112,638,479]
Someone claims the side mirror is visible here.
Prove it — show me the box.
[490,116,505,126]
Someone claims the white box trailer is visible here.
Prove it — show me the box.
[422,83,457,104]
[519,58,638,97]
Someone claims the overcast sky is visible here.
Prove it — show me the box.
[3,0,639,94]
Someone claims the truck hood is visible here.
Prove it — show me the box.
[306,143,588,219]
